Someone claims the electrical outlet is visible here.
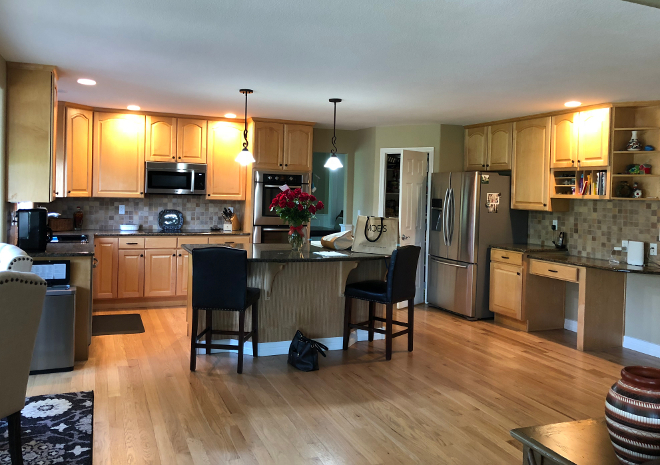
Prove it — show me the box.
[622,240,629,249]
[552,220,558,231]
[651,243,658,256]
[119,205,125,215]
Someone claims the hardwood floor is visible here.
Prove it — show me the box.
[25,305,648,464]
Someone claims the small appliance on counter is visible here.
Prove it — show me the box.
[17,208,52,252]
[628,241,645,266]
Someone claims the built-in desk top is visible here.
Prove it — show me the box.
[528,253,660,275]
[181,243,388,263]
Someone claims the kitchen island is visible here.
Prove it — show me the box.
[182,243,389,355]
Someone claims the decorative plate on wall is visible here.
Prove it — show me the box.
[158,210,184,231]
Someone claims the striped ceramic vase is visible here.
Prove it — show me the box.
[605,366,660,464]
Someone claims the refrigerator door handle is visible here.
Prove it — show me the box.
[442,188,449,246]
[429,256,468,269]
[447,187,455,246]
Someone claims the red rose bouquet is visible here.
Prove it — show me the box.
[270,188,324,249]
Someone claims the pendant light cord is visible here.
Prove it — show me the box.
[331,101,337,156]
[243,91,249,150]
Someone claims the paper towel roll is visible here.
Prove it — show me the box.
[628,241,645,266]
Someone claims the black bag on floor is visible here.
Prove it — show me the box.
[287,330,328,371]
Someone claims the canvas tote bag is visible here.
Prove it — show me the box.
[351,215,399,255]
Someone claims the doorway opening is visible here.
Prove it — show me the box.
[310,152,347,239]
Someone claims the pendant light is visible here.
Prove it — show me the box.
[324,98,343,170]
[235,89,255,165]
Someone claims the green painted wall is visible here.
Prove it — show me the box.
[0,55,6,242]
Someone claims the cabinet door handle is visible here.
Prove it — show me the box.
[481,164,485,168]
[171,156,175,159]
[548,269,558,273]
[543,203,547,207]
[139,254,143,257]
[140,192,144,195]
[172,254,176,257]
[517,272,521,275]
[178,253,182,257]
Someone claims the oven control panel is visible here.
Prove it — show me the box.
[263,174,305,185]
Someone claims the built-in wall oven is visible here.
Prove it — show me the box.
[144,162,206,195]
[253,170,310,243]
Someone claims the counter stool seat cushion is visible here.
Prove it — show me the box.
[344,280,389,303]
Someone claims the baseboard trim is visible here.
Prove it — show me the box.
[623,336,660,359]
[564,319,578,333]
[201,329,385,357]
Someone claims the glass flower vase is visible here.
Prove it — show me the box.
[288,226,306,251]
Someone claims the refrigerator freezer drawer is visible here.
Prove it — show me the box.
[427,256,476,318]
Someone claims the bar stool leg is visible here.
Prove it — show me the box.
[252,300,259,357]
[8,411,23,465]
[206,309,213,354]
[408,299,414,352]
[237,308,245,374]
[385,303,393,360]
[343,297,352,350]
[368,301,375,342]
[190,308,199,371]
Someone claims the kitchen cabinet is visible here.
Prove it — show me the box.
[6,63,58,202]
[489,261,522,319]
[117,249,144,298]
[251,119,314,171]
[252,121,284,169]
[512,117,553,211]
[92,112,145,198]
[94,238,118,299]
[577,108,610,167]
[464,127,488,170]
[208,235,250,245]
[176,118,207,163]
[551,109,610,169]
[146,115,177,162]
[144,249,177,297]
[206,121,246,200]
[283,124,313,171]
[176,249,189,296]
[465,124,512,171]
[64,106,93,197]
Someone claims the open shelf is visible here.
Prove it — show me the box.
[612,174,660,178]
[551,168,609,199]
[614,127,660,131]
[613,151,660,154]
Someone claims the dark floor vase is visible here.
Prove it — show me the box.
[605,366,660,465]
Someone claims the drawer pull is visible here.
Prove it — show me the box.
[501,256,509,259]
[126,242,138,245]
[548,269,558,273]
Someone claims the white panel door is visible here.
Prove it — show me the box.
[399,150,428,304]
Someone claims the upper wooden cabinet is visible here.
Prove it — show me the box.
[206,121,246,200]
[487,123,513,171]
[93,112,146,198]
[512,117,552,211]
[64,106,93,197]
[177,118,207,163]
[252,121,284,169]
[146,115,177,162]
[551,112,578,168]
[465,124,512,171]
[6,63,58,202]
[283,124,313,171]
[551,109,610,168]
[465,127,488,170]
[578,108,610,167]
[252,119,314,171]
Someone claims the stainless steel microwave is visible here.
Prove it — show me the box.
[144,162,206,195]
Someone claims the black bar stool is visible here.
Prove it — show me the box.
[343,245,421,360]
[190,247,260,373]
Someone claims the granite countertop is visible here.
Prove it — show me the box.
[490,243,566,253]
[182,243,387,263]
[55,229,250,237]
[527,253,660,275]
[29,242,95,258]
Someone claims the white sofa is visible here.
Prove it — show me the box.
[0,243,33,272]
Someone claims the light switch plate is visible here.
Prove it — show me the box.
[119,205,125,215]
[651,243,658,256]
[552,220,558,230]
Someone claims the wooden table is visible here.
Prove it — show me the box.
[510,419,619,465]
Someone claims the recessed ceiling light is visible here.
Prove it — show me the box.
[127,105,141,111]
[564,101,582,108]
[224,113,237,118]
[77,78,96,86]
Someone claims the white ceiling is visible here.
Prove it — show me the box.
[1,0,659,129]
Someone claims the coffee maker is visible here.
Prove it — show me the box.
[17,208,52,252]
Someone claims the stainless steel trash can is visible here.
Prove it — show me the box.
[30,287,76,374]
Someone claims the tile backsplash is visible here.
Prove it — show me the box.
[529,200,660,261]
[38,196,246,231]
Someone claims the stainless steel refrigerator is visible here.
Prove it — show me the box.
[427,172,528,319]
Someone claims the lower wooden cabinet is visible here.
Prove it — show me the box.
[94,238,118,299]
[117,249,144,298]
[176,249,189,296]
[144,249,177,297]
[489,261,522,319]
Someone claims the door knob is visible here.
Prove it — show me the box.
[401,234,410,240]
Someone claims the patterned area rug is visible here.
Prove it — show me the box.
[0,391,93,464]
